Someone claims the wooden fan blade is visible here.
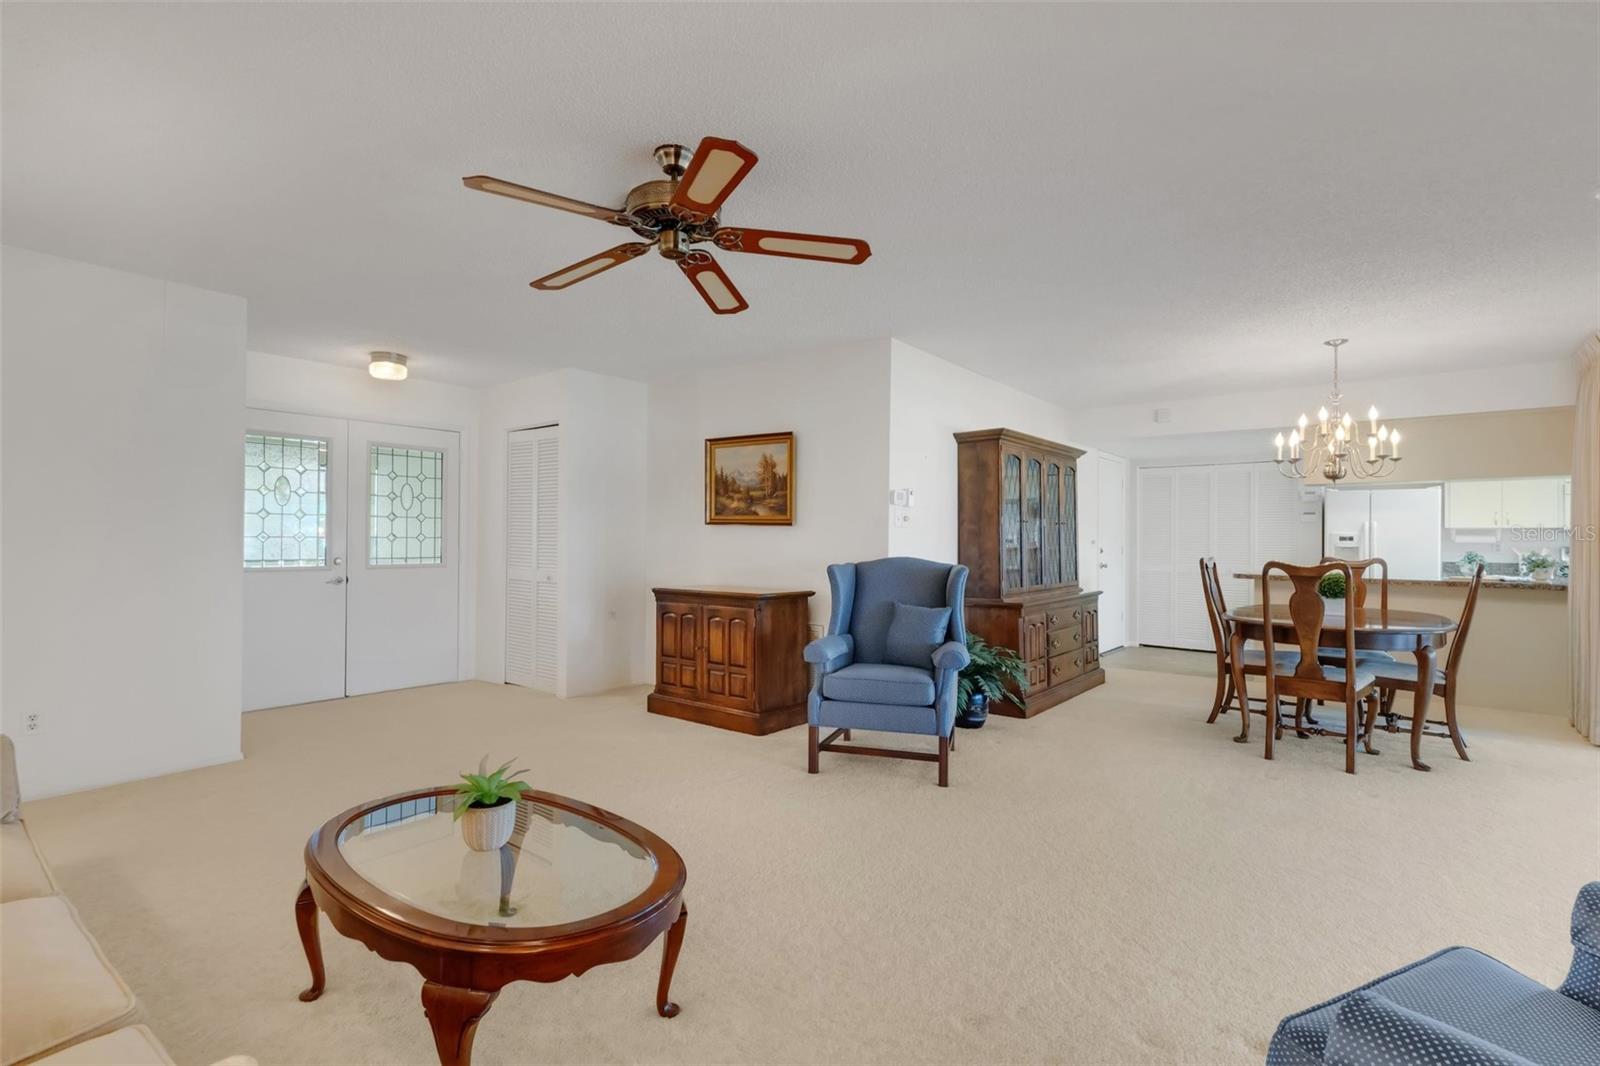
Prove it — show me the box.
[711,227,871,265]
[677,251,748,315]
[530,242,653,290]
[463,175,634,226]
[668,138,758,222]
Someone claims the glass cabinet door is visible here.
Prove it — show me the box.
[1002,454,1022,589]
[1043,463,1062,585]
[1061,464,1078,587]
[1024,458,1042,586]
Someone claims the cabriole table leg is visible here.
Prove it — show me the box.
[295,880,325,1002]
[656,898,688,1018]
[421,982,498,1066]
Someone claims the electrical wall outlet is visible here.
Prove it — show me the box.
[24,711,43,735]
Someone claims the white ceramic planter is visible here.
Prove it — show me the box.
[460,799,516,851]
[1531,568,1554,583]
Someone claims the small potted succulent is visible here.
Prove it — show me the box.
[1457,551,1485,576]
[453,756,530,851]
[956,633,1027,729]
[1317,571,1347,601]
[1521,550,1556,583]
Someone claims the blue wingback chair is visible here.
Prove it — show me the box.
[1267,881,1600,1064]
[802,557,971,787]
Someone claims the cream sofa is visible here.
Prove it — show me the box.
[0,737,253,1066]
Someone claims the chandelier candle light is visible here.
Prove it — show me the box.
[1273,339,1402,483]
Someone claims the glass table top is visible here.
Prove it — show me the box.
[336,794,656,930]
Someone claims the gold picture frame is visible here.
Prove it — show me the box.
[705,432,795,525]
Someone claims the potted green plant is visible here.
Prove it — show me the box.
[1457,551,1485,576]
[453,756,530,851]
[1317,571,1346,601]
[1520,550,1556,582]
[956,633,1026,729]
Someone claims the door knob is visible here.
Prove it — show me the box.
[326,576,346,585]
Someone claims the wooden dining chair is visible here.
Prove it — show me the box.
[1317,556,1397,665]
[1198,557,1297,725]
[1363,563,1484,762]
[1260,560,1382,774]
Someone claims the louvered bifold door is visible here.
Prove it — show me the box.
[506,426,560,691]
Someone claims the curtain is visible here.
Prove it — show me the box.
[1572,331,1600,742]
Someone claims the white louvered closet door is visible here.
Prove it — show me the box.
[1213,466,1256,613]
[1171,467,1216,649]
[506,427,560,692]
[1136,468,1176,647]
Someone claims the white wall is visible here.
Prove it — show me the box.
[641,341,892,670]
[1073,359,1580,459]
[2,246,246,798]
[561,370,649,693]
[245,350,483,680]
[478,371,564,690]
[473,368,648,697]
[886,340,1103,594]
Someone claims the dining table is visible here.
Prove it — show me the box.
[1223,603,1459,771]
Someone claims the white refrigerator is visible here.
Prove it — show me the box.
[1322,486,1443,580]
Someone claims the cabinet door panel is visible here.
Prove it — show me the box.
[1445,481,1501,528]
[701,606,756,709]
[657,604,700,695]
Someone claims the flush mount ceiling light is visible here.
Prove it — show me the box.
[368,351,408,381]
[461,135,872,315]
[1272,339,1403,483]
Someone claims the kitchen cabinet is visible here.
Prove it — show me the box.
[1499,478,1564,528]
[1445,478,1567,529]
[1444,480,1502,528]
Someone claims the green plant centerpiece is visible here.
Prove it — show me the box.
[1457,551,1486,574]
[1520,551,1556,581]
[1316,571,1347,599]
[956,633,1027,729]
[454,755,530,851]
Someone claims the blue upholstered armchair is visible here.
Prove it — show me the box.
[1267,880,1600,1064]
[802,557,971,787]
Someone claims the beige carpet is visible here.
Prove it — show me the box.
[16,668,1598,1065]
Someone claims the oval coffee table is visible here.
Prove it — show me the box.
[296,788,687,1066]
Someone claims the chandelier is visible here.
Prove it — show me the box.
[1273,339,1402,483]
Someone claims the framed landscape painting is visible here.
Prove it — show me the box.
[705,432,795,525]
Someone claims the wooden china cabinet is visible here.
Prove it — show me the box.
[955,428,1104,715]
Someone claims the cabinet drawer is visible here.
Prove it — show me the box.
[1044,624,1083,657]
[1045,603,1084,632]
[1048,652,1085,687]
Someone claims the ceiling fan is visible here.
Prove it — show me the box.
[462,136,871,315]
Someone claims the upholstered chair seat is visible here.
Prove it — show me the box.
[820,663,937,707]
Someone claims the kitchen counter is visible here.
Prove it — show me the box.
[1233,572,1567,592]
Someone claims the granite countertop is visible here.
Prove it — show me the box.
[1233,572,1568,592]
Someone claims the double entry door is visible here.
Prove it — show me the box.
[243,410,460,711]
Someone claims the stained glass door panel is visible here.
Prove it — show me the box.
[345,421,460,697]
[242,411,349,711]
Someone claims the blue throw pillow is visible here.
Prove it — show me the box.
[883,602,951,668]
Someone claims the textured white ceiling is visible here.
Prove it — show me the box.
[4,3,1595,403]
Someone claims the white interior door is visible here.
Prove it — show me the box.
[345,420,461,695]
[1095,454,1128,651]
[505,427,560,692]
[243,411,348,711]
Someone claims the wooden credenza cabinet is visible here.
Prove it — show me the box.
[955,428,1105,716]
[647,587,814,735]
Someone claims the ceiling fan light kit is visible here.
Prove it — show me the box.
[463,136,871,314]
